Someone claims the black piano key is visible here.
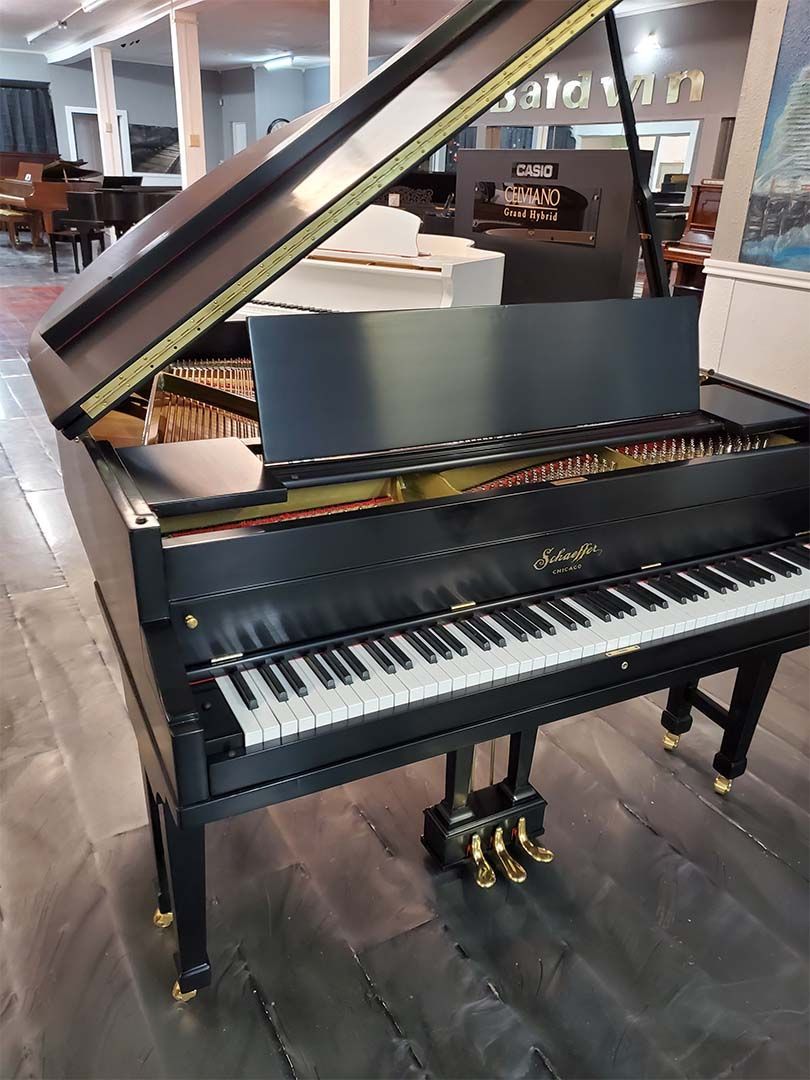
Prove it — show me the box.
[305,653,336,690]
[574,593,612,622]
[552,597,590,628]
[687,567,729,594]
[632,582,669,608]
[540,601,577,632]
[230,669,258,710]
[604,590,636,616]
[434,624,468,656]
[322,650,353,684]
[592,590,626,618]
[363,640,396,675]
[520,605,555,635]
[614,583,657,612]
[456,619,491,651]
[405,629,437,663]
[339,645,370,680]
[507,608,543,639]
[783,544,810,568]
[418,626,453,660]
[473,616,506,648]
[277,658,308,696]
[771,549,806,574]
[676,573,709,599]
[751,552,799,578]
[693,566,737,593]
[649,577,689,604]
[258,663,289,702]
[379,636,414,670]
[489,610,529,642]
[716,561,758,587]
[741,558,776,583]
[666,574,700,602]
[728,557,768,585]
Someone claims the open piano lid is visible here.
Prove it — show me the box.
[29,0,620,439]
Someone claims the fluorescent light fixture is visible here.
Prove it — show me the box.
[635,32,660,54]
[81,0,113,10]
[263,53,293,71]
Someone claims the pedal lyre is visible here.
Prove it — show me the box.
[515,817,554,863]
[470,833,496,889]
[492,826,527,883]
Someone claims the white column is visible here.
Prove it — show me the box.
[170,9,207,186]
[329,0,369,102]
[90,46,124,175]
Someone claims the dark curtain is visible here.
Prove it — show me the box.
[0,80,58,154]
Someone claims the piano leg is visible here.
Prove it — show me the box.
[156,800,210,1001]
[661,681,698,750]
[422,731,550,879]
[712,654,780,794]
[144,771,173,928]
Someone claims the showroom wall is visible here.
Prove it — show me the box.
[0,49,224,170]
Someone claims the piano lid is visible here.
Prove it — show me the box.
[29,0,619,438]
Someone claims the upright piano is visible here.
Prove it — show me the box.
[29,0,809,1004]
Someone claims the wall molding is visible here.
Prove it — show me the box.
[704,258,810,291]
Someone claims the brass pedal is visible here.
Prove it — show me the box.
[515,817,554,863]
[153,908,174,929]
[662,731,680,752]
[171,980,197,1003]
[713,775,732,796]
[492,826,527,884]
[470,833,496,889]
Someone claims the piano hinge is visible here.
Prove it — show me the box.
[641,562,662,570]
[451,600,476,611]
[210,652,243,665]
[550,476,586,487]
[606,645,641,657]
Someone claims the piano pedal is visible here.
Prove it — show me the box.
[662,731,681,752]
[492,826,527,884]
[153,908,174,929]
[470,833,496,889]
[515,816,554,863]
[171,980,197,1004]
[713,775,732,796]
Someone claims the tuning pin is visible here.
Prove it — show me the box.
[492,826,526,883]
[470,833,496,888]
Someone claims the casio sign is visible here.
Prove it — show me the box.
[513,162,559,180]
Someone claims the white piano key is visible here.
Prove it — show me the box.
[215,675,264,748]
[347,644,396,711]
[242,669,283,744]
[288,657,339,727]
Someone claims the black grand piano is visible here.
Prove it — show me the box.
[29,0,809,1003]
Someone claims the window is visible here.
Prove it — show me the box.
[0,80,58,154]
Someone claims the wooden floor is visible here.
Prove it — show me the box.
[1,239,808,1079]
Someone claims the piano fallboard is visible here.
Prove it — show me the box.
[163,442,808,669]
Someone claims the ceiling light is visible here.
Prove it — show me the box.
[27,20,65,42]
[81,0,113,10]
[635,32,660,55]
[263,54,294,71]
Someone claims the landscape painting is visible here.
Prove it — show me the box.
[740,0,810,271]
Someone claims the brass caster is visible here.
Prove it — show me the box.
[515,817,554,863]
[171,980,197,1003]
[662,731,680,752]
[470,833,496,889]
[153,908,174,929]
[713,775,732,796]
[492,826,527,884]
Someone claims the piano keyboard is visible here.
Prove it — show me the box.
[214,544,810,749]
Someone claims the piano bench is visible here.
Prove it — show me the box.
[0,208,41,249]
[48,229,82,274]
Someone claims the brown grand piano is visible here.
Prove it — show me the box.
[0,159,101,240]
[662,178,723,293]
